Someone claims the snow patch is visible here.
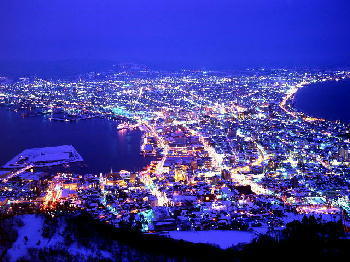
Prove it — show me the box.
[167,230,257,249]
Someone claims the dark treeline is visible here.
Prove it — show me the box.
[63,213,350,262]
[0,212,349,261]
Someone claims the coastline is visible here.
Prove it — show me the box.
[281,77,350,124]
[0,107,151,174]
[292,78,350,124]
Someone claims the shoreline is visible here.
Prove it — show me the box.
[0,107,150,174]
[292,78,350,124]
[282,77,350,124]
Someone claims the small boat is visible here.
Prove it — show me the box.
[117,122,130,131]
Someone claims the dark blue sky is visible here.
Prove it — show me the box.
[1,0,349,68]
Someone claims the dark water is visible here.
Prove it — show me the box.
[294,79,350,123]
[0,108,151,173]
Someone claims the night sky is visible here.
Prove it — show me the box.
[1,0,349,68]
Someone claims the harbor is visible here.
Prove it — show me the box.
[0,107,152,174]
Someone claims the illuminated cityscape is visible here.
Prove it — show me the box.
[1,67,350,236]
[1,0,350,260]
